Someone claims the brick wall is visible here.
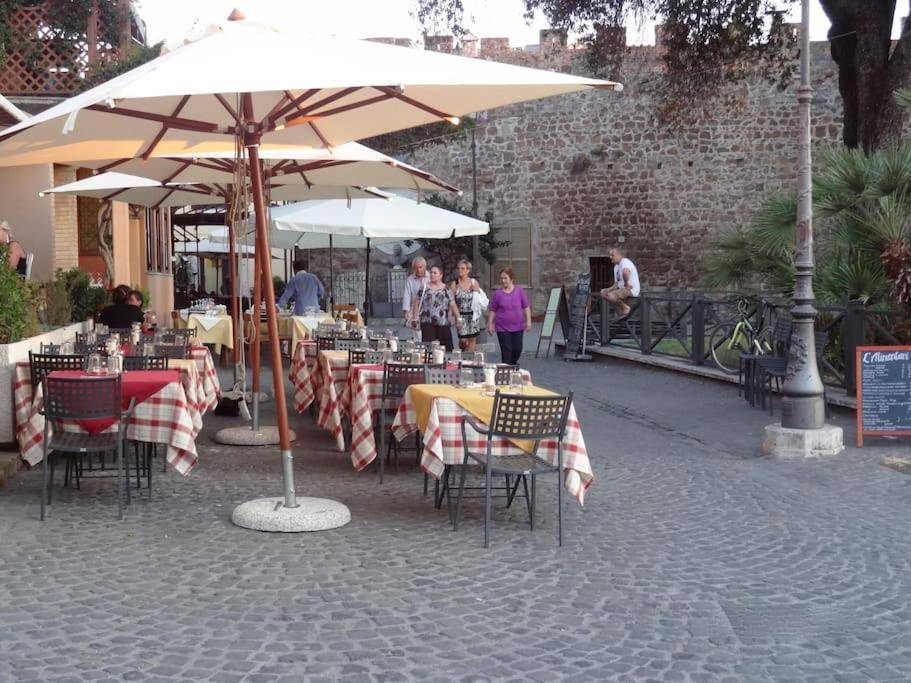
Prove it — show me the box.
[51,165,78,272]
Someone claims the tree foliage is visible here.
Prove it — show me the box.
[416,0,910,150]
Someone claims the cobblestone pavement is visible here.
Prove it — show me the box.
[2,330,911,682]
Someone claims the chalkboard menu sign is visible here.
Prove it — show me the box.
[856,345,911,447]
[564,273,593,361]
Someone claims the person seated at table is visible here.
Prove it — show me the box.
[99,284,144,328]
[277,259,325,315]
[0,221,27,276]
[127,289,144,308]
[411,264,462,351]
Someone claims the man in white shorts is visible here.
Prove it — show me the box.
[599,246,640,320]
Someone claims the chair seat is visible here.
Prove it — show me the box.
[48,430,119,453]
[755,356,788,377]
[465,450,559,475]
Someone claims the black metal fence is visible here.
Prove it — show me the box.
[596,292,905,395]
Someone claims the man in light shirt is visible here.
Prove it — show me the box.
[401,256,429,337]
[277,259,325,314]
[600,246,640,320]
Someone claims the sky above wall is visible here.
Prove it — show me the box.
[140,0,904,50]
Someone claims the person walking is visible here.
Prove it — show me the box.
[450,258,487,353]
[599,245,640,320]
[487,267,531,366]
[412,264,462,351]
[401,256,429,339]
[277,259,325,314]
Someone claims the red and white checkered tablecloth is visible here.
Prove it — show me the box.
[14,366,200,475]
[288,341,319,413]
[339,367,533,473]
[392,387,593,505]
[190,345,221,406]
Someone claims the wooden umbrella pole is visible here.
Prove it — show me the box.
[226,197,240,380]
[244,93,297,508]
[250,205,262,430]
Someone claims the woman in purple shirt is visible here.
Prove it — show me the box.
[486,267,532,366]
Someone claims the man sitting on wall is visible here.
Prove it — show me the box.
[277,259,325,314]
[599,246,640,320]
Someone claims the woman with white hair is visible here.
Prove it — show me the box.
[0,221,26,276]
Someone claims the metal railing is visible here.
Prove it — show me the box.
[597,292,905,395]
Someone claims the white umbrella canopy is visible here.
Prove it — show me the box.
[264,195,489,242]
[80,142,460,193]
[0,16,621,167]
[39,171,389,208]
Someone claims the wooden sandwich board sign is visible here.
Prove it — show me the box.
[564,272,593,362]
[856,345,911,447]
[535,287,563,358]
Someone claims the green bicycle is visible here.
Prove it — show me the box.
[708,298,773,374]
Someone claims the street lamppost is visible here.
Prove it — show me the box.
[470,111,488,271]
[764,0,843,456]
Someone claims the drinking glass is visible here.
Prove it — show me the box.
[509,371,524,394]
[404,340,414,353]
[410,350,422,364]
[87,353,104,374]
[143,343,155,357]
[474,351,485,365]
[451,349,461,365]
[383,348,394,363]
[107,354,122,375]
[483,364,496,387]
[459,368,474,387]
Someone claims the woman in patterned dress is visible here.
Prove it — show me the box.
[411,264,462,351]
[450,259,485,352]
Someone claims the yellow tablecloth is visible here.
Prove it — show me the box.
[407,384,558,454]
[176,313,234,350]
[290,313,334,351]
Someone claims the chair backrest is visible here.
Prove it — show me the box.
[488,391,573,441]
[39,342,61,355]
[123,355,169,371]
[349,348,366,365]
[316,336,336,351]
[24,252,34,280]
[43,375,121,422]
[316,324,335,337]
[336,338,359,353]
[771,315,792,353]
[459,363,485,383]
[74,342,108,356]
[156,328,194,345]
[29,352,86,390]
[382,362,426,399]
[107,327,133,338]
[139,333,156,346]
[365,349,385,364]
[495,364,519,386]
[425,366,460,385]
[153,344,188,360]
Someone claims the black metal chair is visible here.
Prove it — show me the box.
[153,344,188,360]
[349,348,367,365]
[425,366,460,385]
[740,314,792,407]
[453,391,573,548]
[74,342,108,356]
[122,355,169,371]
[758,330,830,417]
[494,364,519,386]
[377,362,426,483]
[336,338,360,353]
[29,352,85,392]
[459,363,485,383]
[40,375,135,520]
[316,336,336,352]
[364,349,385,364]
[39,342,61,354]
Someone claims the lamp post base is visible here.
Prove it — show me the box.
[762,423,844,458]
[232,497,351,532]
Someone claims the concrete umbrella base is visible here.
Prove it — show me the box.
[231,497,351,532]
[214,426,296,446]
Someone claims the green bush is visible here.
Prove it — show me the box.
[0,245,29,344]
[44,276,72,327]
[55,268,110,322]
[130,283,151,308]
[272,276,286,298]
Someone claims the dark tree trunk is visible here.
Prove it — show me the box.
[822,0,910,150]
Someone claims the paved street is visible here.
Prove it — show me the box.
[2,334,910,682]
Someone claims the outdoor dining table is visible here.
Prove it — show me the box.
[338,364,533,472]
[288,313,335,352]
[15,369,200,474]
[176,310,234,352]
[392,383,593,505]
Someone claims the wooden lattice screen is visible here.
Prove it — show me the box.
[0,2,123,96]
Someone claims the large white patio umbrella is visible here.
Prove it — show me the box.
[0,11,621,530]
[256,195,490,315]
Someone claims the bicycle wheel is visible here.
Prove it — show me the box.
[709,323,749,374]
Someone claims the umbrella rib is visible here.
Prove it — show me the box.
[140,95,191,160]
[85,104,225,134]
[213,93,242,125]
[152,187,177,210]
[387,161,459,193]
[275,87,362,127]
[299,172,312,189]
[308,120,331,147]
[97,158,130,173]
[163,159,193,184]
[373,86,455,121]
[267,89,318,124]
[301,93,391,121]
[102,188,130,202]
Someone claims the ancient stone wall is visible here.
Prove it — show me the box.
[401,41,845,311]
